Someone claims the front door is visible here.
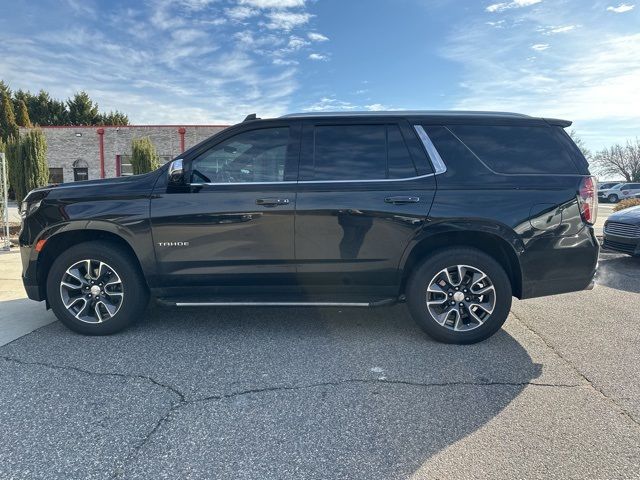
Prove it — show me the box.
[150,122,300,291]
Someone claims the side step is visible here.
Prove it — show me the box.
[157,298,399,308]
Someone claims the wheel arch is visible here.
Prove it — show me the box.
[399,227,524,299]
[35,224,150,303]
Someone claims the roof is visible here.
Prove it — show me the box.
[280,110,531,119]
[277,110,571,127]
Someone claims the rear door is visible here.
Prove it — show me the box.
[150,121,300,289]
[294,118,436,295]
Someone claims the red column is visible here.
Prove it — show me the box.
[97,128,105,179]
[115,155,121,177]
[178,127,186,153]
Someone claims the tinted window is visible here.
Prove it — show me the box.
[447,125,580,174]
[191,127,289,183]
[387,125,417,178]
[312,124,416,181]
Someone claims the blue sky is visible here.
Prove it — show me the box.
[1,0,639,150]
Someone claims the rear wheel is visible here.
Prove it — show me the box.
[608,194,619,203]
[47,241,149,335]
[406,248,512,344]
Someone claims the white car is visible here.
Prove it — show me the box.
[599,182,640,203]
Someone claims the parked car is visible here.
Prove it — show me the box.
[19,111,599,344]
[598,181,624,191]
[598,182,640,203]
[603,206,640,256]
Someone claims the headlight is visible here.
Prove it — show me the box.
[20,199,42,218]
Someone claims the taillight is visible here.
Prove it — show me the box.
[578,176,597,225]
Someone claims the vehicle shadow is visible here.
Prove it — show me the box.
[0,302,543,479]
[596,252,640,294]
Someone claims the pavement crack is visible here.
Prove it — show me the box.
[510,310,640,429]
[190,378,580,404]
[0,355,185,402]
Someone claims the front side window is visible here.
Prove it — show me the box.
[190,127,290,183]
[310,124,416,181]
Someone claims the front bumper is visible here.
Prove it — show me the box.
[602,233,640,256]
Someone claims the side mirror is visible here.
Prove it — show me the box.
[168,159,185,185]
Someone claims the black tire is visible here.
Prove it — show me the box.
[46,241,149,335]
[608,194,619,203]
[406,247,512,344]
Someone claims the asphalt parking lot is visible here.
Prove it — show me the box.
[1,225,639,479]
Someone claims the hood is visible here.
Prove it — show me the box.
[38,168,166,201]
[608,205,640,224]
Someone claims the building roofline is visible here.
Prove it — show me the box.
[21,124,231,129]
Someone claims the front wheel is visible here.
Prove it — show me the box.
[406,248,512,344]
[608,194,619,203]
[47,241,149,335]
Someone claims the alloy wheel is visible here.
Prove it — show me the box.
[426,264,496,332]
[59,259,124,324]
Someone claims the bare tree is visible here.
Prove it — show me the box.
[569,129,591,161]
[592,139,640,182]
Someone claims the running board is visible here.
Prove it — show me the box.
[175,301,371,307]
[157,297,399,308]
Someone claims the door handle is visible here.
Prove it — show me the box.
[256,198,290,207]
[384,196,420,204]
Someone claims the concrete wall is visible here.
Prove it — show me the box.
[20,125,228,183]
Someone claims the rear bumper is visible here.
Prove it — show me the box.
[519,226,599,299]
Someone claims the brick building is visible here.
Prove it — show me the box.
[20,125,229,183]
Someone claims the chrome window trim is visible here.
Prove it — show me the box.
[189,181,297,186]
[413,125,447,175]
[188,173,435,187]
[298,173,434,184]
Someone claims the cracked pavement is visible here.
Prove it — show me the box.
[0,251,639,479]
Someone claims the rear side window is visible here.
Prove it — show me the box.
[311,124,416,181]
[447,125,581,174]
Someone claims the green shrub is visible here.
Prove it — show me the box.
[21,129,49,194]
[6,135,25,203]
[131,137,160,175]
[613,198,640,212]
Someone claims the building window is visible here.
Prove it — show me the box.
[49,168,64,184]
[72,159,89,182]
[118,154,173,176]
[74,168,88,181]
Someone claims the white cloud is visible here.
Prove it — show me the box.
[305,97,358,112]
[308,32,329,42]
[531,43,550,50]
[265,11,312,30]
[287,35,309,50]
[308,53,327,61]
[240,0,305,8]
[486,0,542,13]
[226,5,258,21]
[539,24,577,34]
[606,3,635,13]
[365,103,388,111]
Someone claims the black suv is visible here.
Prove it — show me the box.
[20,111,599,343]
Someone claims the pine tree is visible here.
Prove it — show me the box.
[21,129,49,193]
[0,92,19,143]
[131,137,160,174]
[16,99,32,127]
[67,91,99,125]
[6,135,26,203]
[98,110,130,126]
